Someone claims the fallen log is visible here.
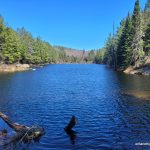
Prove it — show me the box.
[0,112,45,145]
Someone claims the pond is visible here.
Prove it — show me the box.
[0,64,150,149]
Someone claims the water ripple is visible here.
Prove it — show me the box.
[0,64,150,149]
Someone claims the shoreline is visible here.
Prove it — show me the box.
[0,62,93,73]
[0,64,30,73]
[124,65,150,76]
[0,63,149,76]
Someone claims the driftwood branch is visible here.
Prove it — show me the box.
[0,112,28,132]
[0,112,45,145]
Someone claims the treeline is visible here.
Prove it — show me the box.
[0,16,60,64]
[1,16,89,65]
[0,15,96,65]
[95,0,150,70]
[54,46,96,63]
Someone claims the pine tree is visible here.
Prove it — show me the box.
[0,15,5,62]
[122,14,133,67]
[144,0,150,25]
[116,19,126,68]
[17,27,34,63]
[103,34,114,65]
[116,15,133,69]
[131,0,144,65]
[144,0,150,55]
[144,23,150,55]
[2,28,21,63]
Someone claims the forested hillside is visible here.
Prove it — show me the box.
[95,0,150,71]
[0,16,96,65]
[0,17,60,64]
[54,46,96,63]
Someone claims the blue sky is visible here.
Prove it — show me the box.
[0,0,147,50]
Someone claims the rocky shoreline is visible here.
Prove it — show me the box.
[0,64,30,72]
[0,63,150,75]
[123,57,150,76]
[0,63,93,73]
[124,65,150,76]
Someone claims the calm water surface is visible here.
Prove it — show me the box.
[0,64,150,150]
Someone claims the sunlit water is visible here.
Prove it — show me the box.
[0,64,150,150]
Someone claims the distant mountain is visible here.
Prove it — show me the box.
[54,46,89,59]
[53,46,96,63]
[65,49,89,59]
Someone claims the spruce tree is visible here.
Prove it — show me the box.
[122,14,133,67]
[17,27,34,63]
[0,15,5,62]
[144,0,150,55]
[2,28,21,63]
[144,0,150,24]
[116,15,133,68]
[131,0,144,65]
[116,19,126,68]
[144,23,150,55]
[103,34,114,65]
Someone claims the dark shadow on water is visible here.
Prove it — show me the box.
[65,129,77,145]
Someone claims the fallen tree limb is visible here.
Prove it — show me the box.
[0,112,29,132]
[0,112,45,145]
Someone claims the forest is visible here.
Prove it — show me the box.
[0,0,149,69]
[0,16,95,65]
[95,0,150,70]
[0,20,59,64]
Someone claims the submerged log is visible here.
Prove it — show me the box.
[64,115,77,131]
[0,112,45,145]
[64,116,77,145]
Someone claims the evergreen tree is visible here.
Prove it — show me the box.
[117,14,133,68]
[144,23,150,55]
[95,48,106,64]
[116,19,126,68]
[144,0,150,25]
[131,0,144,64]
[87,50,96,62]
[0,15,63,64]
[17,27,34,63]
[95,0,149,69]
[144,0,150,55]
[2,28,21,63]
[0,15,5,62]
[33,37,43,64]
[103,34,114,65]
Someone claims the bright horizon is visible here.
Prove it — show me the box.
[0,0,147,50]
